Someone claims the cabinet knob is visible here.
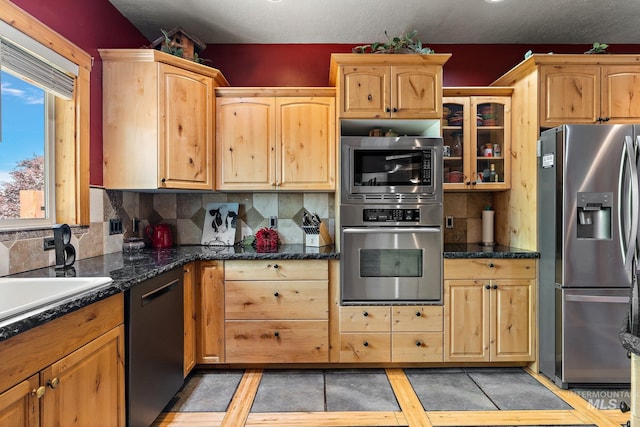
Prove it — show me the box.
[416,341,422,347]
[32,386,46,399]
[485,285,491,290]
[274,291,279,297]
[161,177,166,183]
[466,181,471,186]
[415,311,421,317]
[363,311,369,317]
[274,331,280,338]
[273,264,279,269]
[488,263,495,268]
[471,181,477,186]
[48,377,60,389]
[621,401,631,413]
[363,341,369,347]
[493,285,498,290]
[603,117,610,122]
[385,107,391,113]
[392,107,398,113]
[367,94,373,101]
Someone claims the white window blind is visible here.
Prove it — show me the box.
[0,20,78,100]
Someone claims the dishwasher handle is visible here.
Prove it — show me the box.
[141,278,180,306]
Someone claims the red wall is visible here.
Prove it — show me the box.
[204,43,640,87]
[11,0,148,187]
[9,1,640,186]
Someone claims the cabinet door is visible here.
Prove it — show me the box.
[601,65,640,123]
[539,65,600,126]
[444,280,490,362]
[471,96,511,190]
[41,326,125,427]
[183,263,196,377]
[158,63,214,190]
[0,375,39,427]
[277,97,336,190]
[340,65,389,118]
[491,279,535,361]
[216,97,276,190]
[197,261,225,363]
[393,65,441,118]
[442,97,471,189]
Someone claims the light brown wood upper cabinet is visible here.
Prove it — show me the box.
[100,49,228,190]
[215,88,336,191]
[329,54,450,119]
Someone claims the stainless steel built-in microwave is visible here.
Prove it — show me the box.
[341,136,443,204]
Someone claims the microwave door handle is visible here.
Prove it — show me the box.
[622,135,639,273]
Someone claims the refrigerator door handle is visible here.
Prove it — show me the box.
[564,294,630,304]
[622,135,639,272]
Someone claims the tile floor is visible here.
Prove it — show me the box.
[159,367,630,427]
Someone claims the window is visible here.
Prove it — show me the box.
[0,70,55,227]
[0,5,89,230]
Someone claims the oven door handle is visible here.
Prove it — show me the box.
[343,227,441,234]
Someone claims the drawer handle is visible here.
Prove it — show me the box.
[488,263,495,268]
[415,311,421,317]
[363,311,369,317]
[485,285,491,290]
[363,341,369,347]
[274,331,280,338]
[416,341,422,347]
[48,377,60,389]
[274,292,279,297]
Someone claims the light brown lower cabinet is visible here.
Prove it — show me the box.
[196,261,225,364]
[224,260,329,363]
[338,305,444,363]
[183,262,196,377]
[0,295,125,427]
[444,258,536,363]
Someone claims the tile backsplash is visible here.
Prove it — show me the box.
[0,188,335,276]
[443,192,494,244]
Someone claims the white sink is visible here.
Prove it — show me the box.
[0,277,114,322]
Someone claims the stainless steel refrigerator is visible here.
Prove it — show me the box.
[538,124,637,388]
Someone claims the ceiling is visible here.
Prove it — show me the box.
[108,0,640,46]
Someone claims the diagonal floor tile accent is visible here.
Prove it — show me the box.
[325,369,400,412]
[250,370,325,413]
[167,370,244,412]
[405,368,498,411]
[467,368,572,410]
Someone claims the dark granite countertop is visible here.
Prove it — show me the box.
[444,243,539,259]
[0,244,339,342]
[1,243,536,342]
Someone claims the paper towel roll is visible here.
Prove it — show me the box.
[482,210,495,246]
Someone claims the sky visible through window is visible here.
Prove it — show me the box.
[0,70,45,185]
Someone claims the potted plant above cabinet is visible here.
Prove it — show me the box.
[100,49,228,190]
[442,87,512,191]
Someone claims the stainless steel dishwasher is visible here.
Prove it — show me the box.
[126,268,184,427]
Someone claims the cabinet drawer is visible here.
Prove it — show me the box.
[225,320,328,363]
[225,260,328,281]
[444,259,535,280]
[392,332,443,362]
[225,281,328,320]
[392,306,443,332]
[339,333,391,363]
[340,306,391,332]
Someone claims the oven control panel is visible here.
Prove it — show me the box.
[362,208,420,222]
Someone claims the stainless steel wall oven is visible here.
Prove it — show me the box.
[340,136,443,305]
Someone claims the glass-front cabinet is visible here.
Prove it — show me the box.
[442,88,512,190]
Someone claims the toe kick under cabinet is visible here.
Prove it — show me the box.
[224,260,329,363]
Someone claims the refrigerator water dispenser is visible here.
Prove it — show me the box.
[577,192,612,240]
